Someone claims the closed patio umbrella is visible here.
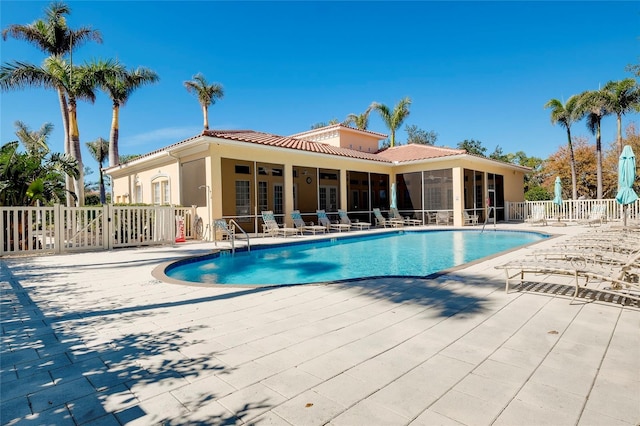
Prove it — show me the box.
[615,145,638,227]
[553,176,563,221]
[390,182,397,209]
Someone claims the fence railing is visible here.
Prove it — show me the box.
[1,204,197,256]
[505,199,640,223]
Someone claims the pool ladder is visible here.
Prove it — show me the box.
[481,207,496,234]
[215,219,251,254]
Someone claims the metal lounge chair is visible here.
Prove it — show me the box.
[316,210,351,232]
[373,208,402,227]
[214,219,235,240]
[435,211,451,225]
[496,244,640,305]
[578,204,607,227]
[463,210,479,226]
[390,207,421,226]
[338,209,371,230]
[525,205,547,226]
[261,210,299,237]
[290,210,327,235]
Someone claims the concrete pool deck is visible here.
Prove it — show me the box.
[1,223,638,425]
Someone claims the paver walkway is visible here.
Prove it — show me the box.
[1,224,638,425]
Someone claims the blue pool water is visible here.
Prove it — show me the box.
[166,230,547,286]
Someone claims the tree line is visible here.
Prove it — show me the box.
[0,2,224,207]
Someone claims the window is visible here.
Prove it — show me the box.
[235,180,250,216]
[258,181,268,213]
[235,165,251,174]
[152,182,161,204]
[135,185,142,204]
[163,181,170,204]
[151,174,170,205]
[274,183,283,214]
[319,186,338,211]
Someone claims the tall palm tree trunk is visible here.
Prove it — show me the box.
[566,129,578,200]
[596,125,603,199]
[57,88,74,206]
[616,113,623,157]
[68,99,84,206]
[109,104,120,167]
[202,105,209,130]
[98,158,106,204]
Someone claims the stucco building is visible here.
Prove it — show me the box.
[104,124,528,233]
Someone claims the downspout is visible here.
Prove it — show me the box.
[166,151,181,205]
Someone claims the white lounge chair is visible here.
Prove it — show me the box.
[338,209,371,230]
[214,219,235,240]
[317,210,351,232]
[496,248,640,304]
[526,205,547,226]
[463,210,479,226]
[435,211,451,225]
[261,211,299,237]
[373,208,402,227]
[291,210,327,235]
[579,204,607,227]
[390,207,421,226]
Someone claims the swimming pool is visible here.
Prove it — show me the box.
[163,230,548,286]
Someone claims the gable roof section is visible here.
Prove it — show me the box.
[290,123,387,140]
[376,144,466,163]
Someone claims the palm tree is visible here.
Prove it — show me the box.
[13,120,53,157]
[343,106,373,130]
[86,137,109,204]
[372,97,411,147]
[544,96,581,200]
[2,1,101,155]
[602,78,640,156]
[577,90,611,199]
[97,63,159,167]
[2,2,102,58]
[0,121,78,206]
[2,1,101,205]
[184,73,224,130]
[0,57,86,204]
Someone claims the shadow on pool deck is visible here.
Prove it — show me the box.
[0,261,270,425]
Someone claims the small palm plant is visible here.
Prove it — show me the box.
[184,73,224,130]
[544,96,580,200]
[602,78,640,156]
[372,97,411,147]
[86,137,109,204]
[343,106,373,130]
[577,89,611,199]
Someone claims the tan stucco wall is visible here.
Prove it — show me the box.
[337,132,380,153]
[107,135,526,234]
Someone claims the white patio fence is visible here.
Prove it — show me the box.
[1,204,197,256]
[505,199,640,223]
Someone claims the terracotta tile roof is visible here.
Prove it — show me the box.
[108,129,502,171]
[290,123,387,140]
[203,130,389,162]
[376,144,466,163]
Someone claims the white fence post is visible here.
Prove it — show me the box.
[54,204,63,254]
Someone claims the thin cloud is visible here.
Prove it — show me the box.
[127,126,202,147]
[127,124,242,149]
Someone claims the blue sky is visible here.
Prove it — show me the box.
[1,1,639,174]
